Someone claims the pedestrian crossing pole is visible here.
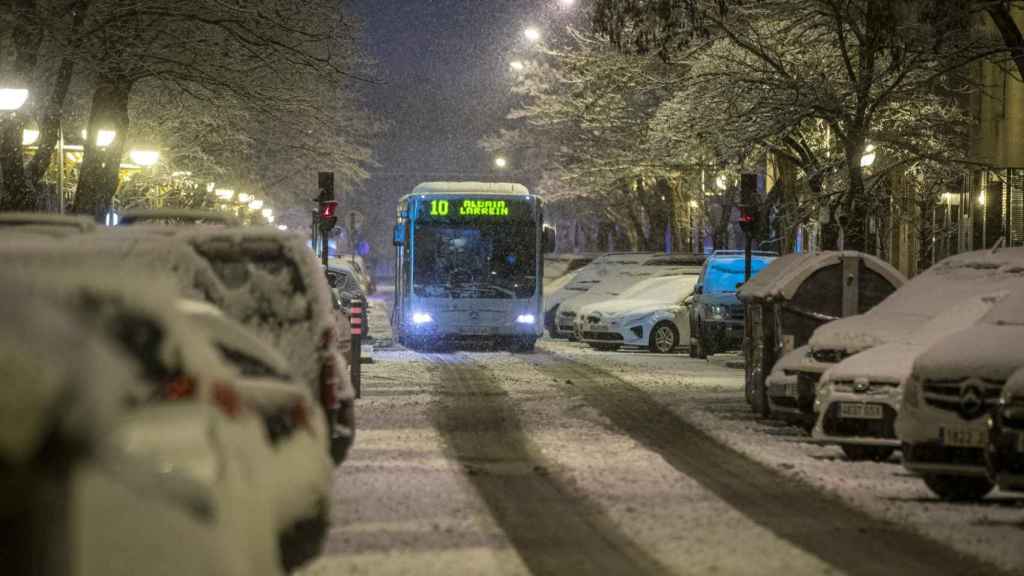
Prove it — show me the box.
[349,298,364,398]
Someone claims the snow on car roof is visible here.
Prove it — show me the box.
[0,212,97,231]
[118,208,240,226]
[738,251,904,302]
[559,265,698,313]
[913,323,1024,382]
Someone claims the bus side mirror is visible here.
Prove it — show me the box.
[542,226,556,254]
[393,223,404,246]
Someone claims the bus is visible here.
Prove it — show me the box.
[392,182,554,351]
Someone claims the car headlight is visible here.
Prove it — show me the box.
[516,314,535,324]
[707,304,727,320]
[412,312,433,325]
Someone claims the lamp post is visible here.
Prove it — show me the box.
[494,156,508,169]
[524,27,541,43]
[0,88,29,112]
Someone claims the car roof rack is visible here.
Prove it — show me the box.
[709,249,779,257]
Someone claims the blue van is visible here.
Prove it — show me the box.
[687,250,775,358]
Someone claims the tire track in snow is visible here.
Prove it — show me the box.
[425,352,672,576]
[525,351,1010,576]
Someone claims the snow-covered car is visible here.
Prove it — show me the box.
[0,212,97,238]
[549,252,656,337]
[575,273,700,352]
[898,288,1024,501]
[764,345,833,428]
[118,208,241,226]
[987,365,1024,493]
[328,255,374,295]
[813,296,1003,461]
[786,248,1024,432]
[555,255,701,339]
[0,276,285,576]
[0,228,355,465]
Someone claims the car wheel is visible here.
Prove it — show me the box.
[922,474,995,501]
[840,444,895,462]
[510,337,536,353]
[649,322,678,354]
[279,501,329,572]
[329,401,355,465]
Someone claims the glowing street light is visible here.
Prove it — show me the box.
[689,200,699,209]
[82,129,117,148]
[558,0,576,8]
[261,207,273,219]
[509,60,525,72]
[215,188,235,201]
[715,174,728,191]
[0,88,29,111]
[266,215,275,224]
[860,144,876,168]
[248,198,264,211]
[129,149,160,167]
[238,192,252,204]
[22,129,39,146]
[277,224,288,231]
[494,156,508,169]
[524,27,541,42]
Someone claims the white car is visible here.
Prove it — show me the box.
[764,344,833,428]
[813,295,1003,461]
[898,288,1024,501]
[575,274,700,352]
[551,252,656,336]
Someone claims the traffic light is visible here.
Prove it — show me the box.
[738,173,759,238]
[316,171,338,231]
[319,200,338,231]
[738,204,758,236]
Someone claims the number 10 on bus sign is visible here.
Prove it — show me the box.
[430,200,449,216]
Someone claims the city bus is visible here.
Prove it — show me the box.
[392,182,554,351]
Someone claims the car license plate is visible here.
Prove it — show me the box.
[460,327,490,336]
[838,403,883,420]
[784,382,799,398]
[941,426,987,448]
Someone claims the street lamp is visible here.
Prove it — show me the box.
[494,156,508,169]
[83,128,117,148]
[22,129,39,146]
[524,27,541,42]
[509,60,525,72]
[215,188,235,201]
[129,149,160,167]
[248,198,264,211]
[0,88,29,111]
[860,144,876,168]
[277,224,288,231]
[261,207,273,219]
[238,192,252,204]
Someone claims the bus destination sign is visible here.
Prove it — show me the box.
[422,198,531,220]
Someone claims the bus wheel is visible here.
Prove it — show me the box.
[511,337,536,353]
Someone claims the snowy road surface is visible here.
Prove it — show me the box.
[302,337,1022,575]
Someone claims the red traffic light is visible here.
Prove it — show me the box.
[319,200,338,219]
[739,211,755,224]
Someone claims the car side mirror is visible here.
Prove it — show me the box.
[393,223,405,246]
[542,226,556,254]
[694,284,703,295]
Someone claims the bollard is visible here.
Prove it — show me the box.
[349,298,363,399]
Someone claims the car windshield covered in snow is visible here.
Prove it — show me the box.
[413,221,536,299]
[617,274,698,304]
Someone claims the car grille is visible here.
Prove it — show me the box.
[582,331,623,342]
[830,380,899,395]
[812,349,848,364]
[821,403,897,439]
[922,378,1004,420]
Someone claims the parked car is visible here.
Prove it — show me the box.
[555,253,701,339]
[688,250,775,358]
[988,364,1024,493]
[0,275,285,576]
[813,295,1002,461]
[328,255,375,295]
[548,252,657,337]
[0,212,98,238]
[898,287,1024,501]
[575,273,700,352]
[117,208,240,226]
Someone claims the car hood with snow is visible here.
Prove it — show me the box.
[823,342,924,385]
[578,298,682,321]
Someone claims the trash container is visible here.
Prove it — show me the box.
[737,251,905,419]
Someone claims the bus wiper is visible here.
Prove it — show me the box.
[457,281,515,298]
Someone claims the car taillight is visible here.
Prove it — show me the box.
[212,382,242,417]
[164,375,197,401]
[321,327,337,351]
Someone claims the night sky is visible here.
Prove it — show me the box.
[347,0,579,240]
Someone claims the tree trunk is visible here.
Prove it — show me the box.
[0,117,35,210]
[987,5,1024,83]
[73,78,133,219]
[841,140,870,252]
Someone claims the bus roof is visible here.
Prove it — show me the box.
[408,181,530,198]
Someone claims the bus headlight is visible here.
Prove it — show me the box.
[412,312,433,325]
[516,314,536,324]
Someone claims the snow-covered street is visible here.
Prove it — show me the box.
[304,336,1023,576]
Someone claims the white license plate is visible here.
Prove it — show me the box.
[941,426,987,448]
[838,403,883,420]
[460,327,490,336]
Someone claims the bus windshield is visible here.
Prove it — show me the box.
[413,221,536,299]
